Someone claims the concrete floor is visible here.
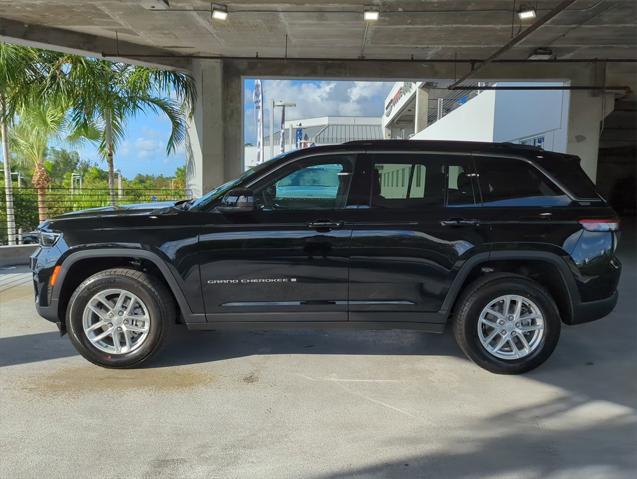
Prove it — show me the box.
[1,227,635,479]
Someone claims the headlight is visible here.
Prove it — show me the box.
[39,231,61,247]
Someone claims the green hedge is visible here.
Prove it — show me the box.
[0,187,189,244]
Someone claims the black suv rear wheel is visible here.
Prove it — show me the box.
[66,268,175,368]
[453,275,561,374]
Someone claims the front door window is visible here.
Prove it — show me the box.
[254,156,354,211]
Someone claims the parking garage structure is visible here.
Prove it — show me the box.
[0,1,635,206]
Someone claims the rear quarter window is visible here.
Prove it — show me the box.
[534,155,601,200]
[474,157,571,207]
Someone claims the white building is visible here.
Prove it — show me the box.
[411,82,570,153]
[244,116,382,169]
[382,80,609,180]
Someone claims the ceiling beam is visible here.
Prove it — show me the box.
[448,0,578,89]
[0,17,189,70]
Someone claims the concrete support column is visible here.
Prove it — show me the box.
[223,61,244,182]
[566,90,615,183]
[414,87,429,134]
[186,59,244,197]
[186,59,224,197]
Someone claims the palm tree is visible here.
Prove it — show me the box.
[0,44,42,244]
[9,103,68,222]
[49,57,196,206]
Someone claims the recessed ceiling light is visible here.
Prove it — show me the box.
[141,0,170,10]
[212,5,228,21]
[517,8,537,20]
[528,48,555,60]
[363,9,380,21]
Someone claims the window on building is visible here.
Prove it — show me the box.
[474,157,570,207]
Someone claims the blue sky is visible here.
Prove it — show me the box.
[71,79,393,178]
[70,111,187,179]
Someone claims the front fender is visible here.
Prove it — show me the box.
[49,248,205,325]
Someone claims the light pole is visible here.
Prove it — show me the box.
[71,173,82,193]
[116,170,123,200]
[269,100,296,159]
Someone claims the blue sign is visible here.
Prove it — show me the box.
[295,128,303,148]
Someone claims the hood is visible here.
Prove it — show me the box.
[54,201,179,220]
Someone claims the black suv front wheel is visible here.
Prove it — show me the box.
[453,275,561,374]
[66,268,175,368]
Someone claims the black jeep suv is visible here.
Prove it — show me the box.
[31,140,621,373]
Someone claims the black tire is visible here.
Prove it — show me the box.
[66,268,176,368]
[452,274,561,374]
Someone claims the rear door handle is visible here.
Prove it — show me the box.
[441,218,480,227]
[308,220,344,231]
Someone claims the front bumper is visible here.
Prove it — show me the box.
[31,245,63,324]
[35,301,60,324]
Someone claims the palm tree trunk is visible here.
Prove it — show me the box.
[32,162,49,223]
[1,95,17,245]
[36,187,47,223]
[106,143,115,207]
[104,110,116,206]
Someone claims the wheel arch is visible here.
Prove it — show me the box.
[53,249,202,327]
[442,251,578,324]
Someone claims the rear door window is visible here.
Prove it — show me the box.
[367,154,477,208]
[370,155,443,208]
[446,158,478,207]
[473,157,571,207]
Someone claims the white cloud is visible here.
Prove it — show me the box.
[245,80,393,140]
[140,126,161,138]
[133,137,163,160]
[119,141,131,156]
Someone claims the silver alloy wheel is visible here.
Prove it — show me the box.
[82,288,151,355]
[477,294,545,360]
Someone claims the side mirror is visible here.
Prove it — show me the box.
[217,187,256,213]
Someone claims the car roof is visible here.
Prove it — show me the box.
[279,139,544,159]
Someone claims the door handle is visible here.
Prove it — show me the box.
[441,218,480,227]
[308,220,344,231]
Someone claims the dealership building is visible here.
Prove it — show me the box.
[384,81,570,163]
[382,80,635,204]
[245,116,382,169]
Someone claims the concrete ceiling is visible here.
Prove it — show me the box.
[0,0,635,62]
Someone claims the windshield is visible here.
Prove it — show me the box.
[188,153,287,211]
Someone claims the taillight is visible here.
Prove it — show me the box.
[578,219,620,232]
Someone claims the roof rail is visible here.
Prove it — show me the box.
[499,142,543,151]
[344,139,543,151]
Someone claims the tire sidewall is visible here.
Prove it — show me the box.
[458,279,561,374]
[67,273,166,368]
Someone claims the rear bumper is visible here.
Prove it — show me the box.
[569,290,619,325]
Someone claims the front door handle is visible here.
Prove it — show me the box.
[308,220,344,231]
[441,218,480,227]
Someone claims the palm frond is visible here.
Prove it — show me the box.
[131,95,186,154]
[0,43,44,122]
[9,102,66,167]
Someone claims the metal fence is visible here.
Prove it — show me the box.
[0,187,191,245]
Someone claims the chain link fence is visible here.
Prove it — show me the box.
[0,187,191,245]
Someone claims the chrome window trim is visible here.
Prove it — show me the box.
[244,148,600,204]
